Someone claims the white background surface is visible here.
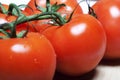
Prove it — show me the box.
[0,0,120,80]
[0,0,30,5]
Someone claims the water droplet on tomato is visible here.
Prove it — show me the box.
[33,58,39,64]
[9,55,13,60]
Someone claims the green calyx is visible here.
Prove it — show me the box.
[88,5,97,18]
[0,0,73,39]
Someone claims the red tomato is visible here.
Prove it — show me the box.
[42,14,106,76]
[93,0,120,59]
[24,0,83,32]
[0,32,56,80]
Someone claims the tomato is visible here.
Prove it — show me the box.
[92,0,120,59]
[42,14,106,76]
[0,32,56,80]
[24,0,83,33]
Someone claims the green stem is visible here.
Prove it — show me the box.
[0,29,10,38]
[11,12,66,26]
[9,23,17,38]
[36,12,66,25]
[46,0,51,12]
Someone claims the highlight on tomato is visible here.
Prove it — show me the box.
[42,14,106,76]
[92,0,120,59]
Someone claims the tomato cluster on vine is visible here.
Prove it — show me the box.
[0,0,119,80]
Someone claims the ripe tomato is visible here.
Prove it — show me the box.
[0,32,56,80]
[42,14,106,76]
[93,0,120,59]
[24,0,83,33]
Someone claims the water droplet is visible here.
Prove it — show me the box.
[33,58,39,64]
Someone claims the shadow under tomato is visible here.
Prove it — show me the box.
[53,69,97,80]
[99,58,120,66]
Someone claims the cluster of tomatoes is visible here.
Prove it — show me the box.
[0,0,120,80]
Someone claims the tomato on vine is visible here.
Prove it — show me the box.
[0,3,56,80]
[0,0,107,77]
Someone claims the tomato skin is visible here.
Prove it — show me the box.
[93,0,120,59]
[0,32,56,80]
[42,14,106,76]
